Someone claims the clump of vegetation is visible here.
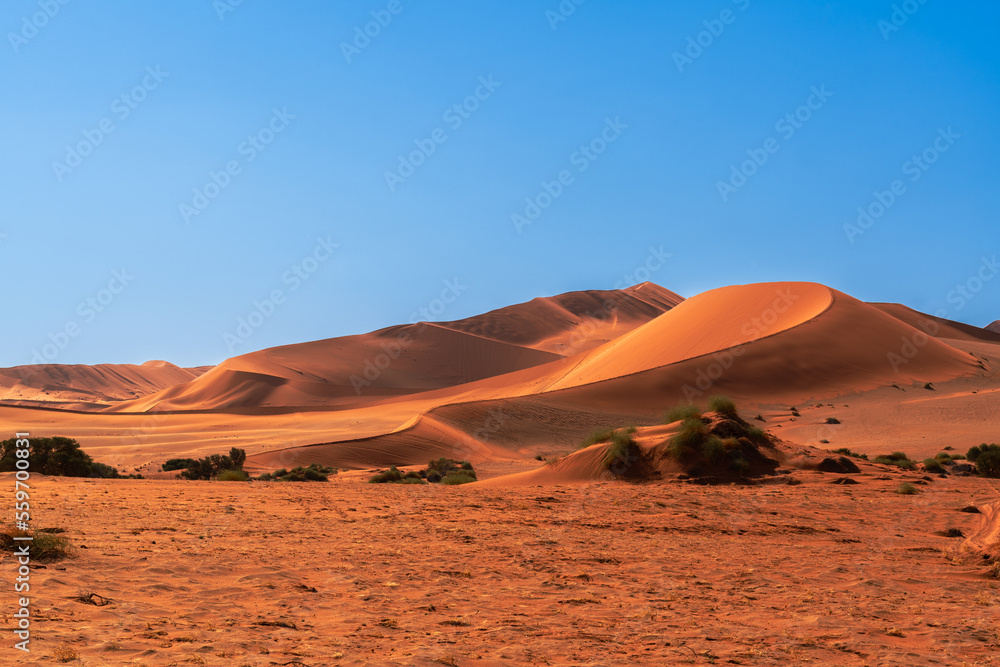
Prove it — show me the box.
[369,465,404,483]
[217,470,249,481]
[0,436,139,478]
[162,458,197,472]
[258,463,337,482]
[873,451,916,470]
[825,417,841,424]
[601,430,640,475]
[834,448,869,460]
[789,407,801,417]
[897,482,918,495]
[663,404,701,424]
[664,401,763,475]
[368,458,477,485]
[579,428,616,448]
[967,444,1000,478]
[1,524,74,562]
[707,395,738,419]
[179,448,247,481]
[923,458,945,474]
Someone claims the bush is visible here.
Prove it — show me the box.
[874,452,916,470]
[707,395,738,419]
[1,525,74,562]
[602,431,640,474]
[897,482,918,495]
[968,444,1000,478]
[217,470,249,481]
[834,448,869,460]
[579,429,615,448]
[440,472,477,485]
[369,466,403,483]
[664,404,701,424]
[0,436,103,477]
[825,417,841,424]
[180,448,247,480]
[162,458,197,471]
[667,417,709,460]
[922,458,945,474]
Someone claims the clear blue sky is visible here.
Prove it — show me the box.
[3,1,998,367]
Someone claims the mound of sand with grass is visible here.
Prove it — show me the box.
[476,410,785,486]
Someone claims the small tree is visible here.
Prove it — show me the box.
[0,437,93,477]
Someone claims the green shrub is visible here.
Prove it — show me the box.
[664,404,701,424]
[1,525,74,562]
[162,458,197,471]
[701,436,727,466]
[426,470,442,483]
[303,468,328,482]
[369,466,404,483]
[180,448,248,480]
[833,448,869,460]
[874,452,916,470]
[897,482,918,495]
[217,470,249,481]
[922,458,945,474]
[440,472,476,485]
[667,417,708,460]
[707,395,738,418]
[601,431,640,474]
[968,444,1000,477]
[579,429,615,448]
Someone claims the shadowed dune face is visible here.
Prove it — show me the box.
[987,320,1000,334]
[874,304,1000,343]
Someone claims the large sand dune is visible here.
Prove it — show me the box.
[0,282,997,474]
[103,283,682,413]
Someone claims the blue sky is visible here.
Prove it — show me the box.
[2,0,998,367]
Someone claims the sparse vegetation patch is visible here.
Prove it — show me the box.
[369,458,477,485]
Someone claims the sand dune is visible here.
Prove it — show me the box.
[988,319,1000,334]
[875,303,1000,343]
[104,283,682,414]
[241,282,986,470]
[0,361,210,409]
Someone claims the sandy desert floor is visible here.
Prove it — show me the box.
[6,463,1000,666]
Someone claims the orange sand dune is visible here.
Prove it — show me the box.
[107,284,682,413]
[988,319,1000,334]
[245,283,983,469]
[439,282,683,354]
[0,361,210,409]
[874,303,1000,343]
[109,324,562,413]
